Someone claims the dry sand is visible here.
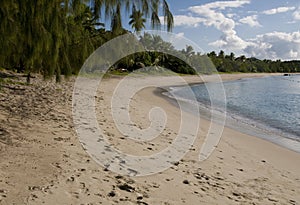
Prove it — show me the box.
[0,72,299,205]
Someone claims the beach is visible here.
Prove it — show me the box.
[0,72,299,204]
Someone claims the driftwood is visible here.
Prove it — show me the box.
[0,72,17,78]
[0,70,36,79]
[0,85,26,91]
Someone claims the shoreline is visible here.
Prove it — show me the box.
[155,74,300,154]
[1,72,299,204]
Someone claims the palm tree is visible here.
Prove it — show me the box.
[91,0,174,32]
[218,50,225,59]
[129,6,146,33]
[229,52,235,61]
[182,45,195,58]
[111,3,123,35]
[0,0,174,79]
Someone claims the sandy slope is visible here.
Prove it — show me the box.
[0,72,299,205]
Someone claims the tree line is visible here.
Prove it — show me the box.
[0,0,173,80]
[1,1,299,79]
[113,33,300,74]
[207,51,300,73]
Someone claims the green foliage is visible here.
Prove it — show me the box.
[1,0,298,78]
[0,0,106,77]
[208,51,300,73]
[112,34,300,75]
[129,6,146,33]
[112,33,211,75]
[0,0,174,79]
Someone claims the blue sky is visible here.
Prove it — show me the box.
[119,0,300,60]
[159,0,300,60]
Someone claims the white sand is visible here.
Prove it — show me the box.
[0,73,299,204]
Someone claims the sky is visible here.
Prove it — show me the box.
[123,0,299,60]
[157,0,300,60]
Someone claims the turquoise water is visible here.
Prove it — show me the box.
[168,75,300,152]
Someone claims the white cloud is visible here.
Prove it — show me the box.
[187,0,250,51]
[209,34,249,50]
[226,13,237,18]
[189,0,250,11]
[293,7,300,20]
[244,31,300,60]
[239,15,261,27]
[175,32,185,38]
[172,15,205,27]
[262,6,295,15]
[171,1,300,60]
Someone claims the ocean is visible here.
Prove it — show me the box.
[165,74,300,153]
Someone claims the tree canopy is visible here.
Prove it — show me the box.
[112,34,300,74]
[207,50,300,73]
[0,0,174,79]
[129,5,146,33]
[1,1,299,79]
